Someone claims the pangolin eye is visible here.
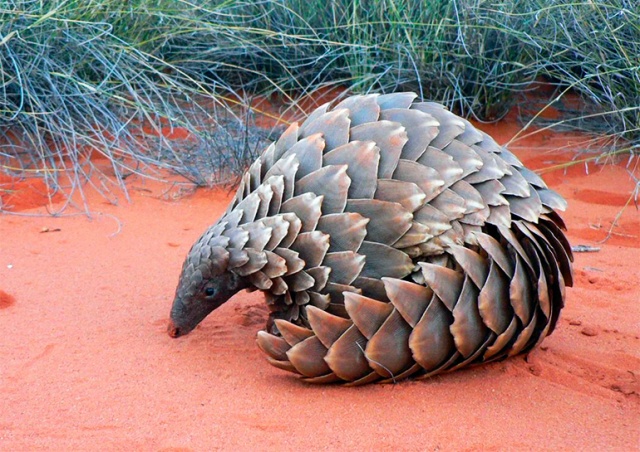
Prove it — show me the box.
[204,287,215,297]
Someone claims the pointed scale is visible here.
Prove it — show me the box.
[265,175,285,216]
[497,224,535,272]
[274,319,314,346]
[375,179,427,212]
[450,180,486,214]
[344,292,393,340]
[376,92,417,110]
[277,213,302,249]
[299,108,350,152]
[509,253,535,325]
[254,179,273,220]
[447,244,489,289]
[457,118,484,146]
[256,331,290,361]
[270,277,288,296]
[263,153,299,200]
[240,221,272,252]
[382,277,432,328]
[295,164,351,215]
[333,94,380,126]
[281,192,323,232]
[261,215,290,251]
[227,248,249,269]
[505,191,543,223]
[537,188,568,212]
[447,333,495,372]
[234,191,261,225]
[417,146,464,188]
[393,159,445,202]
[450,275,489,358]
[290,231,330,268]
[350,120,408,179]
[411,102,465,150]
[358,241,414,280]
[380,108,439,161]
[478,259,512,334]
[412,204,453,237]
[485,204,512,228]
[266,357,299,374]
[316,212,369,253]
[474,232,515,278]
[346,199,413,246]
[284,269,315,292]
[306,305,353,349]
[302,373,343,384]
[280,133,325,179]
[324,325,371,381]
[324,282,362,306]
[499,170,531,198]
[233,249,267,276]
[272,122,300,165]
[392,221,433,249]
[260,142,277,178]
[249,271,272,290]
[306,266,331,292]
[273,247,305,276]
[322,251,366,285]
[473,179,509,207]
[365,309,414,378]
[518,166,548,189]
[409,294,456,371]
[299,103,330,132]
[464,145,509,184]
[418,263,464,311]
[536,221,574,287]
[286,335,332,378]
[308,291,331,310]
[483,317,519,361]
[441,140,483,178]
[323,140,380,199]
[429,189,467,222]
[508,311,539,357]
[352,276,389,302]
[412,102,465,149]
[540,216,573,260]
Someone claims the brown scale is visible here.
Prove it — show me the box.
[168,92,574,385]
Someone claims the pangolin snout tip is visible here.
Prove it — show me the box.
[167,321,181,338]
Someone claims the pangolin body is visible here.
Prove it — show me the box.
[168,92,573,385]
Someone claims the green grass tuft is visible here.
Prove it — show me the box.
[1,0,637,212]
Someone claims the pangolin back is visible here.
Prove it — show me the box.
[180,92,573,384]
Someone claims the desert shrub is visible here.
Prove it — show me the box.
[1,0,637,211]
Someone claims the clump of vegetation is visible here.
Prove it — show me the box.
[1,0,637,212]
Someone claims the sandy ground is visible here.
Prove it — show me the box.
[1,120,639,450]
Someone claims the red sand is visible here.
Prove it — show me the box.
[1,124,639,450]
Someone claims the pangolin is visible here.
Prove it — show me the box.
[168,92,573,385]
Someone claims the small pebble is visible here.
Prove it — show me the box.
[528,364,542,376]
[581,326,599,337]
[569,319,582,326]
[587,275,599,284]
[540,345,549,351]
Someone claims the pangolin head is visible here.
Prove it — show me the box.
[168,227,246,338]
